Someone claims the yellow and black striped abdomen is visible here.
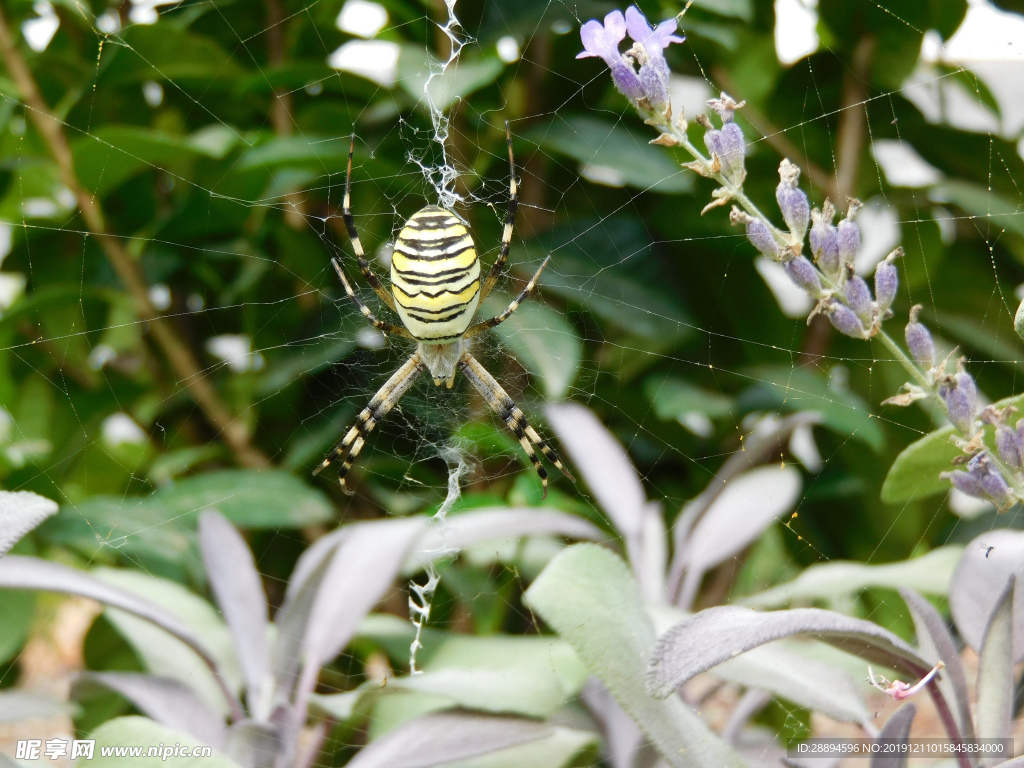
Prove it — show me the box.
[391,205,481,341]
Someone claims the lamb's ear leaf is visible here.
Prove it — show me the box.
[523,543,746,768]
[74,672,227,750]
[869,704,916,768]
[198,510,270,719]
[949,530,1024,663]
[0,491,58,556]
[0,556,216,665]
[81,716,243,768]
[647,605,931,699]
[344,711,553,768]
[976,577,1014,744]
[899,588,974,740]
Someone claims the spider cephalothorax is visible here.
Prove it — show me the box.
[313,124,575,497]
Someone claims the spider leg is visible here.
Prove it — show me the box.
[458,352,574,497]
[333,258,414,338]
[464,255,550,339]
[314,353,426,493]
[343,134,398,313]
[478,121,517,304]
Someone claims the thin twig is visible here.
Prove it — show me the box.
[0,7,268,469]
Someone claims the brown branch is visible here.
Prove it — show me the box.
[265,0,306,230]
[0,7,269,468]
[832,36,875,203]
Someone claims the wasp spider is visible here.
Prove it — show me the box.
[314,125,575,497]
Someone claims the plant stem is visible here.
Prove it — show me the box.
[928,677,973,768]
[0,7,269,469]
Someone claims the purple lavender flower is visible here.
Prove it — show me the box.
[624,6,684,111]
[844,273,874,325]
[979,465,1014,509]
[940,368,978,436]
[578,11,643,103]
[624,5,684,79]
[744,216,780,259]
[943,468,985,499]
[996,425,1023,470]
[810,203,839,280]
[837,201,861,270]
[784,256,822,296]
[874,249,901,315]
[825,300,867,338]
[776,160,809,238]
[905,306,935,369]
[943,453,1015,510]
[717,122,745,180]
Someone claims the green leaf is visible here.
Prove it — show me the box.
[931,180,1024,240]
[523,544,745,768]
[528,116,693,194]
[234,135,351,172]
[49,471,332,579]
[104,26,246,83]
[489,298,582,401]
[881,390,1024,504]
[0,590,34,665]
[531,252,693,343]
[96,567,241,716]
[398,47,504,111]
[72,470,333,530]
[80,717,242,768]
[689,0,753,21]
[742,367,884,450]
[72,126,224,197]
[345,634,589,719]
[934,312,1024,373]
[741,547,963,608]
[644,376,733,428]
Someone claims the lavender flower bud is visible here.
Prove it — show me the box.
[1016,416,1024,448]
[825,301,866,338]
[941,368,978,435]
[609,60,644,103]
[744,216,780,259]
[942,469,985,499]
[704,127,723,162]
[638,61,668,111]
[905,305,935,369]
[776,159,809,238]
[996,425,1023,470]
[979,464,1015,509]
[784,256,822,296]
[837,199,862,270]
[717,122,745,181]
[874,249,901,315]
[707,93,743,124]
[843,272,874,325]
[809,203,839,280]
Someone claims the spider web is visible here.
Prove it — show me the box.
[2,0,1024,762]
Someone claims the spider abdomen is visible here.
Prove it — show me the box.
[391,205,481,340]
